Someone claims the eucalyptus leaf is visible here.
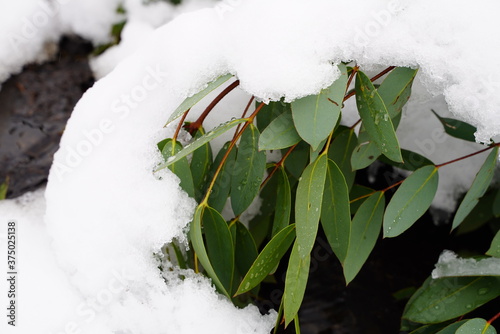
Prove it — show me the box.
[403,276,500,324]
[190,204,231,298]
[259,109,301,150]
[235,224,296,296]
[292,64,347,150]
[379,149,434,172]
[452,147,499,230]
[296,153,328,258]
[433,320,468,334]
[190,127,213,201]
[455,318,497,334]
[272,167,292,237]
[494,189,500,217]
[343,191,385,284]
[0,178,8,200]
[166,74,233,126]
[256,100,288,132]
[355,71,402,162]
[486,230,500,258]
[207,141,237,212]
[231,124,267,215]
[351,141,382,170]
[203,206,235,295]
[321,159,351,264]
[161,139,195,198]
[431,110,478,143]
[232,221,258,279]
[284,141,310,180]
[384,165,439,238]
[328,128,357,189]
[284,241,310,327]
[349,184,375,214]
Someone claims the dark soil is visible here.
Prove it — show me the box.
[0,36,94,198]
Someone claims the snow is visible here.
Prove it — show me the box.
[432,250,500,279]
[1,0,500,332]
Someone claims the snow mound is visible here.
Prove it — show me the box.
[432,250,500,279]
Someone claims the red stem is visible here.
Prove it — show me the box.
[436,143,499,168]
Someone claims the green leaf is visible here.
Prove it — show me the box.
[203,206,235,295]
[207,141,237,212]
[309,138,328,163]
[259,109,301,150]
[190,205,231,298]
[272,167,292,237]
[403,276,500,324]
[486,230,500,258]
[231,124,267,215]
[452,147,499,230]
[166,74,233,126]
[292,64,347,150]
[321,159,351,264]
[0,178,8,200]
[284,241,310,327]
[379,149,434,172]
[384,166,439,238]
[433,320,468,333]
[296,153,328,258]
[409,323,453,334]
[256,100,288,132]
[494,189,500,217]
[284,141,310,180]
[456,190,497,235]
[355,71,403,162]
[455,318,497,334]
[431,110,478,143]
[328,128,357,189]
[351,140,382,170]
[378,67,418,128]
[190,127,213,201]
[231,221,258,279]
[343,191,385,284]
[349,184,375,214]
[161,139,195,198]
[155,118,246,171]
[235,224,296,295]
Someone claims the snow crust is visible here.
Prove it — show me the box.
[1,0,500,332]
[432,250,500,279]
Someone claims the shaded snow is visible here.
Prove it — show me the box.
[432,250,500,279]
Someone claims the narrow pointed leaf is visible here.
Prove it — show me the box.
[284,141,310,179]
[452,146,499,230]
[343,191,385,284]
[284,241,310,327]
[378,67,418,128]
[166,74,233,125]
[321,159,351,263]
[259,109,301,150]
[155,118,246,171]
[384,165,439,238]
[190,127,213,201]
[486,230,500,258]
[433,320,468,334]
[161,139,195,198]
[431,109,478,142]
[272,167,292,237]
[296,154,328,258]
[231,124,267,215]
[355,71,402,162]
[292,64,347,150]
[235,224,296,295]
[409,323,451,334]
[231,221,258,278]
[203,206,235,295]
[493,189,500,217]
[190,205,231,298]
[455,318,497,334]
[328,128,357,189]
[207,141,237,212]
[403,276,500,324]
[349,184,375,214]
[309,138,328,163]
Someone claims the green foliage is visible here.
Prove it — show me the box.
[0,177,8,200]
[155,66,500,332]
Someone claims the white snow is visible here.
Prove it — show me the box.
[1,0,500,332]
[432,250,500,279]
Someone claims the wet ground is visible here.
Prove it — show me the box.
[0,36,496,334]
[0,36,94,198]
